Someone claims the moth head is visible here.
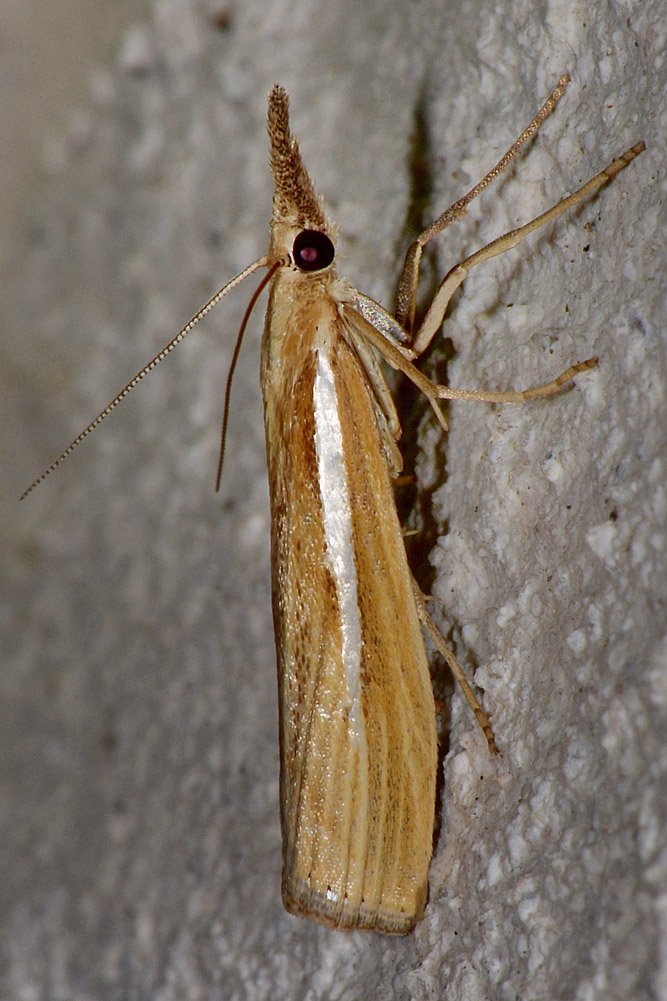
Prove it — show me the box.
[267,85,337,268]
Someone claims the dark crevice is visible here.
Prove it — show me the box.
[391,84,463,779]
[393,84,455,598]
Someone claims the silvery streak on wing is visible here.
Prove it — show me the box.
[313,350,365,747]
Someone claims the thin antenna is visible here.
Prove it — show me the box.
[20,256,269,500]
[216,260,282,491]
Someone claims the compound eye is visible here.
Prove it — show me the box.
[292,230,335,272]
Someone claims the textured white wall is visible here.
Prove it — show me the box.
[5,0,665,998]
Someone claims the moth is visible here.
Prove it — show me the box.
[22,76,644,934]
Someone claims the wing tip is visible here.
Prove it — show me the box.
[282,872,426,935]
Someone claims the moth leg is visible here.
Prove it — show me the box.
[435,356,599,405]
[412,579,499,756]
[365,143,642,416]
[395,74,571,335]
[342,302,594,432]
[411,142,644,356]
[342,302,450,433]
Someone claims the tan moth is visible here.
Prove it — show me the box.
[21,75,644,934]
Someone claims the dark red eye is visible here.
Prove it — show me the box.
[292,230,335,272]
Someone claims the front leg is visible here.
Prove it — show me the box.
[395,74,571,335]
[411,142,644,357]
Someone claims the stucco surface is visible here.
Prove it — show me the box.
[4,1,665,998]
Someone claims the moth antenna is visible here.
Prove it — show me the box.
[20,256,269,501]
[216,259,283,491]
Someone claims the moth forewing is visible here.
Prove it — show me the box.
[260,87,437,933]
[261,297,437,933]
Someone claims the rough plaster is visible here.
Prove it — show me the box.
[3,0,665,999]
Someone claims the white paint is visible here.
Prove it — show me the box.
[586,522,620,566]
[566,628,587,654]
